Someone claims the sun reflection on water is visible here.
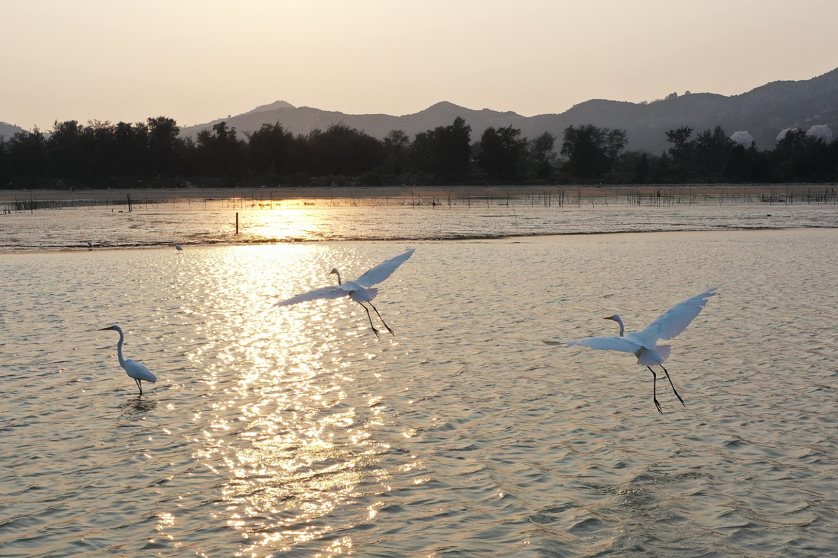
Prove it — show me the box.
[233,208,354,243]
[183,244,406,555]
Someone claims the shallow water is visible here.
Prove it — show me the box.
[2,228,838,556]
[1,195,837,249]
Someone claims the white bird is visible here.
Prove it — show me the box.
[98,325,157,395]
[276,249,415,338]
[546,287,717,413]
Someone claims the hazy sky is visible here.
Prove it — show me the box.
[2,0,837,130]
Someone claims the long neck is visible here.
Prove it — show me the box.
[614,316,625,337]
[115,328,126,367]
[333,270,342,285]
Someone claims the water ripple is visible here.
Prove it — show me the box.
[1,231,838,555]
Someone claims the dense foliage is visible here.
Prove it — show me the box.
[0,116,836,188]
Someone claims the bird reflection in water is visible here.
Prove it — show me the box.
[120,396,158,417]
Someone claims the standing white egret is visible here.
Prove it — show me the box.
[276,249,415,338]
[98,325,157,395]
[546,287,717,413]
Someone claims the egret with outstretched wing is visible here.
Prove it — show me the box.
[546,287,717,413]
[276,249,414,338]
[98,325,157,396]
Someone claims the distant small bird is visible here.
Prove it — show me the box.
[98,325,157,395]
[276,249,414,338]
[86,241,93,248]
[175,244,183,251]
[546,287,717,413]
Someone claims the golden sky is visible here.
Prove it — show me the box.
[2,0,837,130]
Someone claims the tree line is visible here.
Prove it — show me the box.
[0,116,836,188]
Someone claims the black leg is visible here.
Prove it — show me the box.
[660,365,685,407]
[647,366,662,414]
[135,378,143,396]
[357,302,380,338]
[368,302,394,336]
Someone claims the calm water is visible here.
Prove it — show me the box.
[1,195,837,249]
[1,211,838,556]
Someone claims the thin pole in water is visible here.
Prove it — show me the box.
[236,212,239,235]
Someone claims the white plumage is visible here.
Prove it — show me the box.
[276,249,414,337]
[99,325,157,395]
[547,287,717,413]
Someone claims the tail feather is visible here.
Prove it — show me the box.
[350,288,378,303]
[636,345,671,366]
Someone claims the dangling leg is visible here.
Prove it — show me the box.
[357,302,380,338]
[367,302,394,336]
[135,378,143,396]
[660,365,684,406]
[647,366,662,414]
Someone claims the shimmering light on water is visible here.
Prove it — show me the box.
[2,230,838,556]
[2,198,838,249]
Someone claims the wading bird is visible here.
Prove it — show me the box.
[276,249,415,338]
[98,325,157,396]
[546,287,717,413]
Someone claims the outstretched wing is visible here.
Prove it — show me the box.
[355,249,415,288]
[562,336,642,354]
[275,285,347,307]
[639,286,718,342]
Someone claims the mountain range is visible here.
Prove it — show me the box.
[179,68,837,154]
[0,121,23,141]
[4,68,836,154]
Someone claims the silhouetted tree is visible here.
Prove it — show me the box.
[665,126,694,163]
[633,152,649,183]
[693,126,734,174]
[560,124,626,177]
[47,120,88,179]
[723,144,771,181]
[196,121,245,178]
[382,129,410,175]
[113,121,149,176]
[308,123,384,176]
[147,117,181,176]
[7,128,48,177]
[247,123,294,176]
[476,125,528,179]
[411,117,472,182]
[0,137,9,184]
[529,131,556,177]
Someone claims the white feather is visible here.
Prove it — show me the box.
[636,286,718,345]
[355,249,415,288]
[274,249,414,337]
[275,285,347,306]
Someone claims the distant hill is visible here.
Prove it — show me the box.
[180,68,838,153]
[0,121,25,140]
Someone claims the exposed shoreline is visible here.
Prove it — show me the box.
[1,183,835,203]
[2,183,836,253]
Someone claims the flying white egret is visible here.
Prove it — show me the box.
[276,249,415,338]
[98,325,157,395]
[546,287,718,413]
